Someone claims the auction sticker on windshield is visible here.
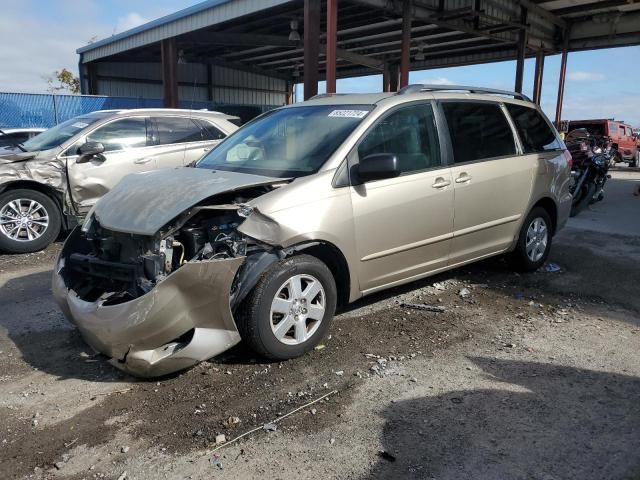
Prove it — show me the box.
[328,110,369,119]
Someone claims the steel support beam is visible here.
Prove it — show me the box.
[304,0,320,100]
[532,50,544,105]
[161,38,178,108]
[386,63,400,92]
[399,0,411,88]
[555,48,568,127]
[514,5,528,93]
[326,0,338,93]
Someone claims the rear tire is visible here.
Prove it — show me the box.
[570,182,596,217]
[0,189,61,253]
[236,254,337,360]
[507,207,552,272]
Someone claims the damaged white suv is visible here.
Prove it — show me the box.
[53,86,572,377]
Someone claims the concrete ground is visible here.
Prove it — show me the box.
[0,171,638,480]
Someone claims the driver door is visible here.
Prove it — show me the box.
[350,102,454,293]
[66,116,156,212]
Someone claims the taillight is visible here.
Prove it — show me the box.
[563,149,573,169]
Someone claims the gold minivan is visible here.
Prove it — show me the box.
[53,85,573,377]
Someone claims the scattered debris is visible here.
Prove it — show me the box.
[540,262,562,273]
[63,438,78,449]
[400,302,446,313]
[378,450,397,462]
[209,390,338,453]
[335,370,344,376]
[215,434,227,445]
[311,408,317,415]
[329,438,336,445]
[263,423,277,432]
[223,416,241,427]
[117,471,128,480]
[210,454,223,470]
[314,344,326,351]
[450,397,463,404]
[121,446,130,453]
[458,288,471,298]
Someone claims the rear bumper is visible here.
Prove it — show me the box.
[53,230,245,377]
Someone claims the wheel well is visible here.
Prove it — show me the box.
[533,197,557,235]
[292,242,351,306]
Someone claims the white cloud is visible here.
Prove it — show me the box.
[116,12,150,33]
[414,77,454,85]
[567,71,606,82]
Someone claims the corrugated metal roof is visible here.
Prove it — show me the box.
[78,0,294,63]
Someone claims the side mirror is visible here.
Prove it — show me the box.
[357,153,400,183]
[76,142,105,163]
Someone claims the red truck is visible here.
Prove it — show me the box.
[567,119,639,167]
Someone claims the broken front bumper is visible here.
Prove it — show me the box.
[52,231,245,377]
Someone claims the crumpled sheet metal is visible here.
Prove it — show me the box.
[53,236,245,377]
[0,156,66,194]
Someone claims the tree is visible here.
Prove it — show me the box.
[46,68,80,94]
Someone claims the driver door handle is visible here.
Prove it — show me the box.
[134,157,154,165]
[432,178,451,189]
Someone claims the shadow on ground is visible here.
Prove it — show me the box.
[367,357,640,480]
[0,269,128,382]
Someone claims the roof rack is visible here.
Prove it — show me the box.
[397,84,531,102]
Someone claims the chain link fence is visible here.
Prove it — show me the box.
[0,92,274,128]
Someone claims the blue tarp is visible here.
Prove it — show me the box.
[0,92,272,128]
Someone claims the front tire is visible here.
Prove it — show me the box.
[0,189,61,253]
[507,207,552,272]
[236,254,337,361]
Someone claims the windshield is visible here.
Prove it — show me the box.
[20,113,109,152]
[196,104,374,177]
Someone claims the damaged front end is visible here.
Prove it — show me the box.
[53,183,284,377]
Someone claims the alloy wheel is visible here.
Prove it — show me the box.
[0,198,49,242]
[269,274,326,345]
[525,217,548,262]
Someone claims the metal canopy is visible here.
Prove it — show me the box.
[78,0,640,82]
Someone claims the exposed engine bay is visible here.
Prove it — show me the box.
[60,185,279,307]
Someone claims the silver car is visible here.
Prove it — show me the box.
[53,85,572,377]
[0,109,238,253]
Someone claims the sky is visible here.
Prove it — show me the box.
[1,0,639,125]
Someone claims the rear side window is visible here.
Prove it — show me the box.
[155,117,204,145]
[442,102,516,163]
[505,104,562,153]
[358,103,441,174]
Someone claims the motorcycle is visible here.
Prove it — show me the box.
[565,129,612,217]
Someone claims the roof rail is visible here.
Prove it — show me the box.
[309,93,350,100]
[397,84,532,102]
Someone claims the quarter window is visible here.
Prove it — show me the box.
[358,103,441,174]
[198,120,226,141]
[86,117,148,152]
[155,117,205,145]
[505,104,562,153]
[442,102,516,163]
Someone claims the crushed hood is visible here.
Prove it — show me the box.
[93,167,282,236]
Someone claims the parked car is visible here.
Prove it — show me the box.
[0,109,238,253]
[567,119,638,167]
[53,85,572,377]
[0,128,45,149]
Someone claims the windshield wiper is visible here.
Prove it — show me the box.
[15,143,27,152]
